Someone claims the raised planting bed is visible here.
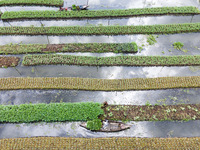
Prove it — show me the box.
[0,23,200,35]
[0,43,138,54]
[103,104,200,121]
[1,137,200,149]
[1,6,200,20]
[0,102,103,123]
[0,56,20,68]
[1,101,200,123]
[22,54,200,66]
[0,0,63,7]
[0,76,199,91]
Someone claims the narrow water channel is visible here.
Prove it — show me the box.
[1,120,200,138]
[0,88,199,105]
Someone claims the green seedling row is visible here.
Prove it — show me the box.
[0,0,63,7]
[0,76,199,91]
[0,102,103,123]
[0,43,138,54]
[1,137,200,149]
[0,23,200,35]
[22,54,200,66]
[1,6,200,20]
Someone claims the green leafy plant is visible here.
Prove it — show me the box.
[2,6,200,20]
[147,35,157,45]
[86,119,102,130]
[72,4,77,10]
[0,43,138,55]
[22,54,200,67]
[0,23,199,35]
[108,112,113,117]
[145,101,151,106]
[173,42,184,50]
[0,102,104,123]
[0,0,63,7]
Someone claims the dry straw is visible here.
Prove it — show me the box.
[1,137,200,149]
[0,76,199,91]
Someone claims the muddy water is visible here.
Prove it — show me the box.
[0,88,199,105]
[0,120,200,138]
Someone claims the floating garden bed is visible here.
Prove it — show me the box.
[22,54,200,66]
[103,104,200,121]
[0,0,63,7]
[0,56,20,68]
[1,102,200,123]
[1,6,200,20]
[0,23,200,35]
[0,102,103,123]
[0,43,138,54]
[0,76,199,91]
[1,137,200,149]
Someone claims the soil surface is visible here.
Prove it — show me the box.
[41,44,65,52]
[103,104,200,121]
[0,57,20,68]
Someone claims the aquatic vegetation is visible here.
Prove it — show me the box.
[0,0,63,7]
[0,42,138,54]
[0,56,20,68]
[147,35,157,45]
[0,102,103,123]
[1,6,200,20]
[0,76,199,91]
[0,23,199,35]
[173,42,184,50]
[86,119,102,130]
[22,54,200,66]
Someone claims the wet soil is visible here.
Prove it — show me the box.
[0,56,20,67]
[103,104,200,121]
[41,44,65,52]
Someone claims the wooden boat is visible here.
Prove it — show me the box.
[80,121,131,132]
[59,5,89,11]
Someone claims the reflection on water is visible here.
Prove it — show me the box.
[2,15,199,27]
[0,88,199,105]
[1,66,200,79]
[1,120,200,138]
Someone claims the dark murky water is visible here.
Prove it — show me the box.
[0,0,200,139]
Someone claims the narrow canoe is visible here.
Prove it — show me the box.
[80,121,131,132]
